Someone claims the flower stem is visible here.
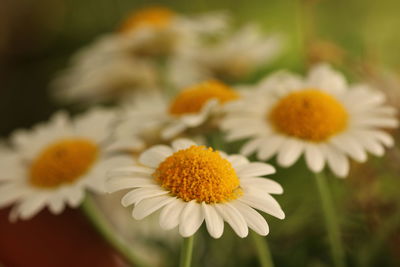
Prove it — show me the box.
[251,232,274,267]
[314,172,346,267]
[179,235,195,267]
[81,194,147,267]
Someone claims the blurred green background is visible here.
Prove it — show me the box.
[1,1,400,266]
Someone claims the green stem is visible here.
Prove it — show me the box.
[81,195,147,267]
[314,172,346,267]
[251,232,274,267]
[179,235,195,267]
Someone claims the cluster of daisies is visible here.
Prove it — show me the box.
[0,5,398,267]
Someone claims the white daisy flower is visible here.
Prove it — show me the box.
[167,24,283,88]
[0,108,131,221]
[51,7,229,104]
[118,80,240,141]
[107,138,284,238]
[222,64,398,178]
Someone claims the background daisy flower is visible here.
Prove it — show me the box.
[167,24,283,88]
[107,138,284,239]
[118,80,239,141]
[222,63,398,177]
[0,108,130,221]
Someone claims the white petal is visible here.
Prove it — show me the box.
[159,198,186,230]
[331,135,367,162]
[132,195,174,220]
[48,195,65,214]
[239,194,285,219]
[121,188,168,207]
[161,123,187,140]
[227,155,250,168]
[0,184,29,208]
[202,203,224,239]
[179,200,204,237]
[108,166,154,176]
[215,203,248,238]
[305,144,325,172]
[323,146,349,178]
[240,138,264,156]
[66,188,84,208]
[139,145,173,167]
[106,177,157,193]
[257,135,285,161]
[276,139,304,167]
[240,178,283,194]
[172,138,197,151]
[236,163,276,177]
[18,194,48,220]
[232,201,269,236]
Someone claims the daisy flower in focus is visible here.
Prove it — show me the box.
[167,24,283,88]
[0,109,131,220]
[51,6,228,104]
[117,80,239,141]
[222,64,398,177]
[107,138,284,238]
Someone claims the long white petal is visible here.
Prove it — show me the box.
[215,203,248,238]
[121,188,168,207]
[179,200,204,237]
[202,203,224,239]
[139,145,173,167]
[236,162,276,177]
[277,139,304,167]
[240,178,283,194]
[239,194,285,219]
[232,201,269,236]
[159,198,186,230]
[132,195,174,220]
[305,144,325,172]
[106,177,157,193]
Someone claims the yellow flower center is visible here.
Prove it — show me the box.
[119,6,174,33]
[269,89,348,142]
[169,80,239,115]
[29,139,99,188]
[154,145,242,203]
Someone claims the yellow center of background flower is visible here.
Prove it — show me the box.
[169,80,239,115]
[269,89,348,142]
[29,139,98,188]
[154,145,242,203]
[119,6,174,33]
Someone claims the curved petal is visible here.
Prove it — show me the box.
[139,145,173,167]
[215,203,248,238]
[239,194,285,220]
[236,162,276,177]
[240,138,264,156]
[132,195,175,220]
[323,146,349,178]
[276,139,304,167]
[106,177,157,193]
[172,139,197,152]
[159,198,186,230]
[305,144,325,172]
[232,201,269,236]
[121,188,168,207]
[179,200,204,237]
[202,203,224,239]
[256,135,285,161]
[240,178,283,194]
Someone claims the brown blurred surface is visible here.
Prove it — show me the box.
[0,207,127,267]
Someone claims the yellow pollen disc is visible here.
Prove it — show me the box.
[169,80,239,115]
[29,139,99,188]
[269,89,348,142]
[119,6,174,33]
[154,145,242,203]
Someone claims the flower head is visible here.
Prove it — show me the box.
[222,64,398,177]
[107,139,284,238]
[0,109,130,220]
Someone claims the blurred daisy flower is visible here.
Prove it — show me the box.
[51,6,228,105]
[107,138,284,238]
[167,24,283,88]
[0,108,131,220]
[222,64,398,177]
[117,80,239,141]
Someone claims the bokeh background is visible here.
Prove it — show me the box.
[1,0,400,266]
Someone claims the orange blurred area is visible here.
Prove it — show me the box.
[0,207,127,267]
